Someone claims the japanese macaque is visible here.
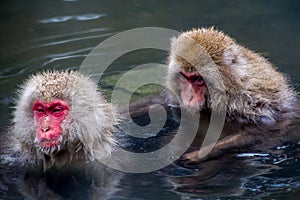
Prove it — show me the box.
[166,27,298,162]
[10,71,117,170]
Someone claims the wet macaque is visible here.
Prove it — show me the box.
[166,27,298,162]
[10,71,117,170]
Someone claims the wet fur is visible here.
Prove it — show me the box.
[11,71,117,170]
[167,27,297,123]
[165,27,299,163]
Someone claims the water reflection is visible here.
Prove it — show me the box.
[163,150,300,199]
[115,98,300,199]
[0,0,299,199]
[39,13,106,24]
[165,157,276,198]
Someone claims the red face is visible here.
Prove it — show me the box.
[33,100,69,149]
[178,71,207,108]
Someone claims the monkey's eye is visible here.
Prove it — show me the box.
[190,76,201,82]
[34,107,45,113]
[52,106,66,114]
[37,109,45,113]
[190,76,205,86]
[53,109,62,113]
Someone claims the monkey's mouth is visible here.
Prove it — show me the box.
[39,140,60,148]
[37,137,63,155]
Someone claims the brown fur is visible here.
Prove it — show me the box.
[167,27,297,123]
[11,71,117,170]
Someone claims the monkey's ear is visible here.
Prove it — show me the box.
[222,44,248,67]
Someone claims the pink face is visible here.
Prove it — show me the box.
[178,71,207,108]
[33,100,69,149]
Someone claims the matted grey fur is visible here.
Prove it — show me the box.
[11,71,117,170]
[167,27,297,123]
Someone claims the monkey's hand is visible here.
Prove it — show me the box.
[182,133,254,164]
[182,150,204,163]
[182,144,218,164]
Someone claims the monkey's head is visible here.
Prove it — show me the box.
[12,71,117,169]
[167,27,296,123]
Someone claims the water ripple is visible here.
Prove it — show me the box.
[42,55,85,67]
[0,28,112,60]
[36,33,115,47]
[34,28,110,41]
[40,13,106,23]
[45,47,93,58]
[236,153,270,157]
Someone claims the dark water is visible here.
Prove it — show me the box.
[1,0,300,199]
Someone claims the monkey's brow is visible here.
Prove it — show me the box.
[179,71,188,79]
[48,103,68,109]
[33,101,46,109]
[179,71,201,81]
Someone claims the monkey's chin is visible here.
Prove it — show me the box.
[181,104,200,116]
[37,141,62,155]
[39,141,59,148]
[181,99,206,111]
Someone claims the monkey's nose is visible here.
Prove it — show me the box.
[188,95,194,101]
[41,126,50,132]
[41,116,51,132]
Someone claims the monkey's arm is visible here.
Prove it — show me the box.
[182,110,300,164]
[182,131,261,163]
[119,92,170,117]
